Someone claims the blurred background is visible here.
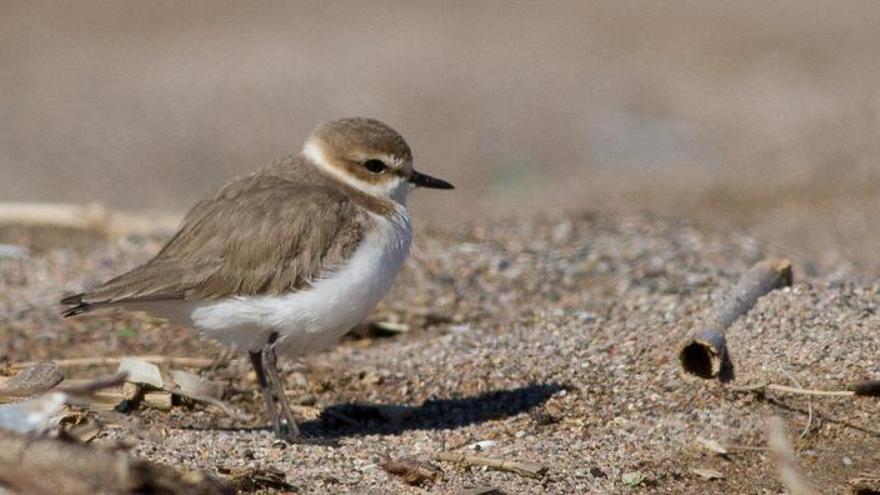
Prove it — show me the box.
[2,0,879,274]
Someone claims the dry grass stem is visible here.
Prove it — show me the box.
[0,202,180,236]
[434,452,548,479]
[766,417,819,495]
[730,383,866,398]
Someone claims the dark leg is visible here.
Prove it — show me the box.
[261,333,299,441]
[249,350,284,438]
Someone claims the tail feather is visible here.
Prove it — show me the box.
[60,293,93,318]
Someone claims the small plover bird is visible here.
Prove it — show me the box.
[61,118,453,441]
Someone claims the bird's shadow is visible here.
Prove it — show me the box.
[183,383,564,440]
[300,382,565,439]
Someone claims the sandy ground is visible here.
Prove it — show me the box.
[1,212,878,493]
[3,2,880,492]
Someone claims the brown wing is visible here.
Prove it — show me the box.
[62,173,366,315]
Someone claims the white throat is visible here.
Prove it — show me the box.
[303,140,409,206]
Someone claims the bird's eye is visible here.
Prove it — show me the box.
[363,159,387,174]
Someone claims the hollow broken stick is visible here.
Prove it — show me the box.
[679,258,793,380]
[434,452,548,479]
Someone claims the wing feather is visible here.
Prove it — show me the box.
[63,173,366,314]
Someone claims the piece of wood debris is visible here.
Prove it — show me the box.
[60,414,102,443]
[381,457,442,486]
[695,436,729,456]
[12,355,216,371]
[114,359,225,413]
[217,466,296,492]
[122,382,141,401]
[170,370,223,400]
[75,389,127,412]
[167,370,235,417]
[0,202,110,232]
[691,468,724,480]
[57,373,127,396]
[848,471,880,494]
[766,416,819,495]
[369,320,410,336]
[0,202,181,237]
[435,452,548,479]
[0,429,232,494]
[729,380,880,398]
[851,380,880,397]
[70,385,191,414]
[459,486,505,495]
[679,258,792,380]
[143,391,173,411]
[48,374,129,412]
[117,358,164,388]
[0,361,64,398]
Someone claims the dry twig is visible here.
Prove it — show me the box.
[12,355,216,371]
[766,417,819,495]
[434,452,548,479]
[679,258,793,380]
[217,466,296,492]
[381,457,442,486]
[781,369,814,439]
[0,202,180,236]
[0,429,232,494]
[729,381,880,398]
[56,373,127,396]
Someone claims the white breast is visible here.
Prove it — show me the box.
[187,211,412,355]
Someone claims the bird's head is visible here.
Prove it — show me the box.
[303,117,453,204]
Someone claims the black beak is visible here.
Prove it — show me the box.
[409,170,455,190]
[409,170,455,189]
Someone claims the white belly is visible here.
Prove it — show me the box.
[187,212,412,355]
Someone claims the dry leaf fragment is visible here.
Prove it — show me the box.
[695,436,729,456]
[381,457,442,486]
[435,452,547,479]
[692,468,724,480]
[218,466,295,492]
[117,358,163,389]
[170,370,223,400]
[459,487,505,495]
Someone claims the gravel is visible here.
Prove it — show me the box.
[1,212,878,493]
